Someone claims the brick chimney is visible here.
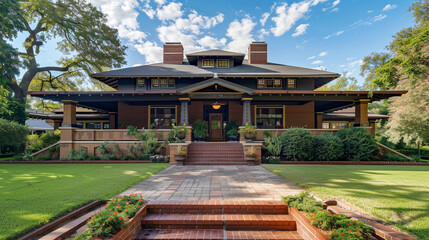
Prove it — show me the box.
[248,42,267,64]
[163,42,183,64]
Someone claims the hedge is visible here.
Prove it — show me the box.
[313,133,344,161]
[0,118,28,155]
[336,128,378,161]
[280,128,313,161]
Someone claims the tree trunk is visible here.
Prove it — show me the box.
[418,143,421,159]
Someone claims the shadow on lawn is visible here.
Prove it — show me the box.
[269,165,429,239]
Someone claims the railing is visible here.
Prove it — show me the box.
[72,129,173,141]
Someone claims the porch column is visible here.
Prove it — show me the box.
[179,98,190,126]
[242,98,252,126]
[62,100,77,127]
[369,120,376,136]
[316,112,324,129]
[109,112,117,129]
[354,99,370,126]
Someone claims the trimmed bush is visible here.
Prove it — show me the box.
[280,128,313,161]
[337,128,378,161]
[27,129,60,151]
[313,134,344,161]
[382,153,408,162]
[282,192,323,213]
[0,119,28,155]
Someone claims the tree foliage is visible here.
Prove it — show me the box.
[1,0,127,121]
[361,0,429,146]
[316,72,359,90]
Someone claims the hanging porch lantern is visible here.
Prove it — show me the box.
[212,101,221,110]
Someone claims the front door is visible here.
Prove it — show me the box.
[209,113,223,141]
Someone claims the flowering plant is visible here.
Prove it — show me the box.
[172,123,188,135]
[75,194,144,240]
[245,152,258,157]
[177,150,186,155]
[238,123,256,136]
[262,156,281,164]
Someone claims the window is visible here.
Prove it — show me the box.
[151,78,175,88]
[256,79,282,88]
[136,78,145,88]
[202,59,214,68]
[322,122,330,129]
[217,59,229,68]
[86,122,102,129]
[255,106,284,129]
[287,79,296,89]
[103,123,110,129]
[150,107,176,129]
[76,122,84,128]
[331,122,348,129]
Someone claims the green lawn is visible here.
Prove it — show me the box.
[0,163,168,240]
[264,165,429,239]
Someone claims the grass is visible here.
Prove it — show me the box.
[264,164,429,239]
[0,163,168,240]
[0,157,13,161]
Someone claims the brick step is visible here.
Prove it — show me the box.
[135,229,303,240]
[141,214,295,230]
[147,200,287,214]
[185,162,247,165]
[186,157,245,160]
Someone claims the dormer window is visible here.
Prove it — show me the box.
[136,78,145,88]
[257,78,282,88]
[217,59,229,68]
[287,79,296,89]
[202,59,214,68]
[152,78,175,88]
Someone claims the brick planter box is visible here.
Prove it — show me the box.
[288,207,332,240]
[0,160,169,164]
[110,204,148,240]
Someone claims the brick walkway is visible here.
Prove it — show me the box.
[122,166,303,200]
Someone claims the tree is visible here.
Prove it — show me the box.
[316,72,360,90]
[1,0,126,123]
[361,1,429,153]
[360,53,391,90]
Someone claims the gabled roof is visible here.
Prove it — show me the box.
[186,49,245,57]
[176,77,255,94]
[25,119,54,130]
[91,60,340,89]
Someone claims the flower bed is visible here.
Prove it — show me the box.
[75,194,145,240]
[283,192,374,240]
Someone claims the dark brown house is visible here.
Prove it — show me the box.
[28,42,405,161]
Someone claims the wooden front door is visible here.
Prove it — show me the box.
[209,113,223,141]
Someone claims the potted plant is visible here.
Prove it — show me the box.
[174,149,186,166]
[192,119,208,141]
[239,123,257,142]
[226,128,239,141]
[245,152,257,165]
[172,124,188,141]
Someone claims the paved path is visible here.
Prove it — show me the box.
[121,165,303,200]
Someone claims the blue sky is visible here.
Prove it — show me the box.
[16,0,416,85]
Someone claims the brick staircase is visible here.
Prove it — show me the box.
[185,142,246,165]
[135,200,303,240]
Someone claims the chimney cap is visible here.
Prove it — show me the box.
[251,41,266,44]
[165,42,182,45]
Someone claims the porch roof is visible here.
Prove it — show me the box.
[176,77,255,94]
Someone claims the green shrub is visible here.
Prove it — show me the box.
[411,155,422,162]
[0,118,28,155]
[27,130,60,151]
[127,126,163,155]
[334,218,374,238]
[383,153,407,162]
[337,128,378,161]
[267,156,281,164]
[313,134,344,161]
[280,128,313,161]
[310,210,345,230]
[87,156,101,161]
[67,146,88,160]
[192,119,208,139]
[263,131,283,157]
[282,192,323,213]
[121,155,135,160]
[35,155,51,161]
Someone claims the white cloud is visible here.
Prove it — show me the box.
[319,51,328,57]
[226,17,256,53]
[258,28,270,40]
[292,23,309,37]
[307,56,316,60]
[311,60,323,65]
[89,0,147,43]
[270,1,311,37]
[367,10,373,14]
[156,2,183,21]
[382,4,397,12]
[332,0,340,7]
[323,30,344,39]
[372,14,387,22]
[197,36,227,49]
[311,0,328,6]
[330,8,339,13]
[260,12,270,26]
[134,41,163,63]
[154,0,166,6]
